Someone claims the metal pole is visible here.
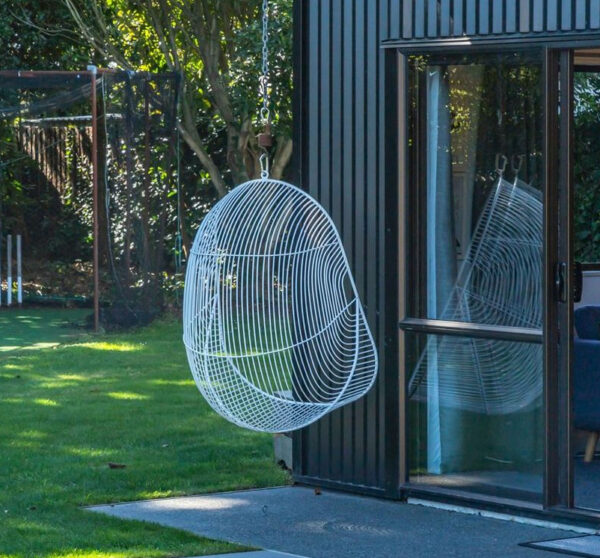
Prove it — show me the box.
[89,65,100,331]
[16,234,22,306]
[7,234,12,307]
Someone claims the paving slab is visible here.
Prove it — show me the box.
[89,486,583,558]
[189,552,306,558]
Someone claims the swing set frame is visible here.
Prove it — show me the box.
[0,67,180,330]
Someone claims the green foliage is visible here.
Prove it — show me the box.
[0,121,90,262]
[64,0,294,194]
[574,72,600,263]
[0,1,91,70]
[0,2,294,306]
[0,311,290,557]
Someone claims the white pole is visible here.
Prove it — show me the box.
[0,225,3,307]
[17,235,22,306]
[7,234,12,307]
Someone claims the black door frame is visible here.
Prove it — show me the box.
[395,40,600,524]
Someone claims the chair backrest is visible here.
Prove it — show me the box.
[574,306,600,340]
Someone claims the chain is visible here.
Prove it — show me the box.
[260,0,270,124]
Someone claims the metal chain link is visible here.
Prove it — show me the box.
[258,0,271,178]
[260,0,270,124]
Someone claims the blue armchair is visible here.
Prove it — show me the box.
[574,305,600,462]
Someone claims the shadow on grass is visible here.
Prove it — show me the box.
[0,308,88,353]
[0,317,289,558]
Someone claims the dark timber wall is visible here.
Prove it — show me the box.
[292,0,600,498]
[385,0,600,42]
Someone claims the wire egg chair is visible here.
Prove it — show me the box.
[183,178,378,432]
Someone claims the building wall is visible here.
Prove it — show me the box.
[383,0,600,42]
[293,0,600,497]
[292,0,399,496]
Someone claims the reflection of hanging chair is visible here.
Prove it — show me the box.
[183,179,378,432]
[409,177,543,415]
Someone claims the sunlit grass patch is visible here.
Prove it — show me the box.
[3,362,31,371]
[106,391,149,401]
[150,378,195,387]
[0,313,289,558]
[75,341,143,352]
[33,398,60,407]
[57,374,88,381]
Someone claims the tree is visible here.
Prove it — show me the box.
[0,1,94,257]
[61,0,293,198]
[0,1,91,70]
[573,72,600,263]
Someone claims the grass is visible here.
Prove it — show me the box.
[0,309,290,558]
[0,308,88,353]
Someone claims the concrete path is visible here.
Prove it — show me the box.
[193,553,305,558]
[89,486,584,557]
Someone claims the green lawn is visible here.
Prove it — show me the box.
[0,310,290,558]
[0,308,88,353]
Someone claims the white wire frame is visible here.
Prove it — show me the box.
[409,176,543,415]
[183,179,378,432]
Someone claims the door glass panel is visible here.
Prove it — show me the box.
[409,53,544,328]
[408,332,543,501]
[573,54,600,511]
[406,52,544,502]
[573,68,600,268]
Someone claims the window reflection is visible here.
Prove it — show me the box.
[407,54,544,500]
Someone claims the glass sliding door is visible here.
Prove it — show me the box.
[571,49,600,512]
[402,51,545,502]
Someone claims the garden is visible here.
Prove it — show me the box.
[0,1,293,556]
[0,311,289,557]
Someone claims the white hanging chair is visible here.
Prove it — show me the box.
[183,178,378,432]
[409,176,543,415]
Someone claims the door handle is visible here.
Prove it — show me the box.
[555,261,583,303]
[555,262,568,303]
[574,261,583,303]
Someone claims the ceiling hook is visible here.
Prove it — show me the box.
[495,153,508,178]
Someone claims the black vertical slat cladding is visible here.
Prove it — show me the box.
[290,0,305,477]
[592,0,600,28]
[427,0,437,37]
[318,0,332,481]
[352,0,367,485]
[576,0,587,29]
[296,0,600,498]
[547,0,559,31]
[320,0,331,213]
[415,0,426,37]
[402,0,413,39]
[366,0,380,487]
[440,0,451,36]
[533,0,544,31]
[390,0,401,40]
[375,4,396,496]
[466,0,477,34]
[304,0,320,478]
[382,48,400,497]
[479,0,490,34]
[493,0,504,33]
[329,0,343,482]
[453,0,464,36]
[520,0,531,32]
[341,0,355,485]
[506,0,518,33]
[562,0,573,30]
